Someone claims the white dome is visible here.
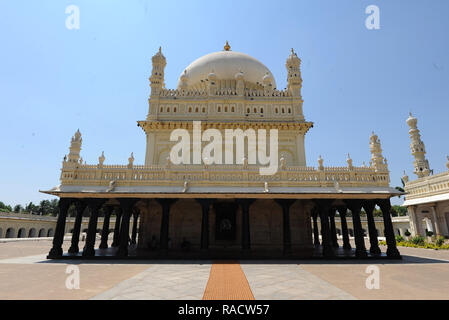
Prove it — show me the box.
[177,50,276,89]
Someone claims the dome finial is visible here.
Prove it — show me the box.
[224,40,231,51]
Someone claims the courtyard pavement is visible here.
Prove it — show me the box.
[0,239,449,300]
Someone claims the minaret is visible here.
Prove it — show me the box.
[369,132,388,172]
[149,47,166,97]
[286,48,302,98]
[67,129,82,165]
[406,113,430,178]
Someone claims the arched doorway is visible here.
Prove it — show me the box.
[38,228,46,237]
[28,228,37,238]
[47,229,54,237]
[17,228,26,238]
[6,228,15,238]
[0,228,2,238]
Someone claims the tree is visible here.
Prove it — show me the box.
[25,202,39,214]
[0,201,12,212]
[39,200,52,215]
[392,205,407,216]
[13,204,23,213]
[49,199,59,216]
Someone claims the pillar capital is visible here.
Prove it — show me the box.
[274,199,296,207]
[345,199,364,212]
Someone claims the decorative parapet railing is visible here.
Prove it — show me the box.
[404,171,449,200]
[60,163,390,188]
[159,88,292,98]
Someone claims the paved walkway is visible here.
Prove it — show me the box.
[1,239,449,299]
[203,262,254,300]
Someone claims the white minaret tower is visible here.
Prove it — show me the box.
[286,48,302,98]
[406,113,430,178]
[66,129,82,166]
[149,47,166,97]
[285,48,304,121]
[369,132,388,172]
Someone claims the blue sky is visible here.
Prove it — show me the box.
[0,0,448,207]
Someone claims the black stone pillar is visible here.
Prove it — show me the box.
[346,200,367,258]
[116,199,138,257]
[68,200,86,254]
[99,206,113,249]
[312,209,320,247]
[131,208,139,245]
[237,199,254,251]
[378,199,401,258]
[275,199,295,255]
[329,208,339,248]
[337,206,351,250]
[363,201,381,256]
[82,199,105,257]
[197,199,213,250]
[315,200,335,257]
[111,207,122,247]
[48,198,71,257]
[158,199,177,251]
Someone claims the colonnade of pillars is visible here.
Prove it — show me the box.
[48,198,141,258]
[48,197,400,258]
[48,198,295,258]
[311,199,400,258]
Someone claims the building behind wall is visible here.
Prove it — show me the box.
[402,113,449,237]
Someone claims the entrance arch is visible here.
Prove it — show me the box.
[28,228,37,238]
[17,228,26,238]
[6,228,15,238]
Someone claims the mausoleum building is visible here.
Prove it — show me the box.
[42,42,401,259]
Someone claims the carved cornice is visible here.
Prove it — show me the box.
[137,120,313,134]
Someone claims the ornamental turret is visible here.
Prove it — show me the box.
[286,48,302,97]
[406,113,430,178]
[67,129,82,166]
[149,47,166,96]
[235,70,245,96]
[369,132,388,172]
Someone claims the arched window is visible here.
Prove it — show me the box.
[174,107,177,113]
[202,107,206,113]
[5,228,15,238]
[47,229,54,237]
[260,108,264,114]
[38,228,46,237]
[275,108,279,113]
[218,106,221,112]
[28,228,36,238]
[231,106,235,112]
[18,228,26,238]
[246,108,250,113]
[160,107,163,112]
[288,108,291,114]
